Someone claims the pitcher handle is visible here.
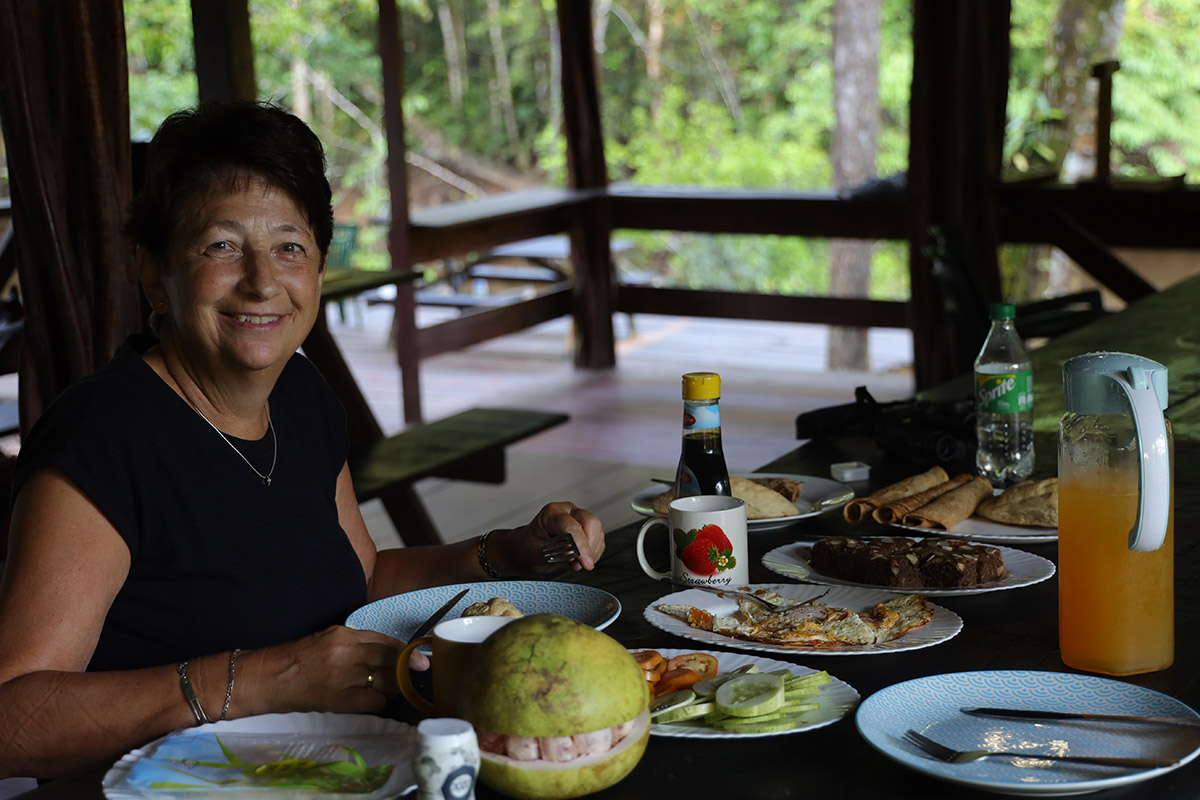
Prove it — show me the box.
[1107,368,1170,552]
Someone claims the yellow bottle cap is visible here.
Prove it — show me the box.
[682,372,721,400]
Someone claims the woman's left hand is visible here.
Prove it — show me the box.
[498,502,605,575]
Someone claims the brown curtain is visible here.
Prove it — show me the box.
[0,0,141,436]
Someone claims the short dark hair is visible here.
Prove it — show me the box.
[125,101,333,264]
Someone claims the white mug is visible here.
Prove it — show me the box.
[636,495,749,587]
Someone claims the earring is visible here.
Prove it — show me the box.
[157,300,166,310]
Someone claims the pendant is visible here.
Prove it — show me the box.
[263,476,272,487]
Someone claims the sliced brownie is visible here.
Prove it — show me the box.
[863,549,923,588]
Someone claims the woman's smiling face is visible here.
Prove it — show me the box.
[151,173,324,377]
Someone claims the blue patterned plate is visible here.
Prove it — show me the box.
[857,670,1200,796]
[346,580,620,642]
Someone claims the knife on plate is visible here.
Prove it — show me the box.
[962,707,1200,729]
[409,588,471,641]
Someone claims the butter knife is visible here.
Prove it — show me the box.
[962,707,1200,729]
[409,588,471,641]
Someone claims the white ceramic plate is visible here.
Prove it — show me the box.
[103,713,414,800]
[857,671,1200,796]
[890,516,1058,545]
[761,538,1056,596]
[631,473,855,532]
[643,583,962,656]
[887,489,1058,544]
[636,648,860,739]
[346,580,620,642]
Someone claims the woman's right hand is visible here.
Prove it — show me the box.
[244,625,405,716]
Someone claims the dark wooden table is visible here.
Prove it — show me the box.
[17,273,1200,799]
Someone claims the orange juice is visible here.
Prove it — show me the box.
[1058,469,1174,675]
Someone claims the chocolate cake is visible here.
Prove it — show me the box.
[808,536,1006,589]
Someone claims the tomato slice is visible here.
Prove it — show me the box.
[632,650,664,670]
[666,653,719,678]
[655,667,703,696]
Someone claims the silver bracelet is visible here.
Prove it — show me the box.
[220,649,241,721]
[177,659,210,725]
[477,531,505,579]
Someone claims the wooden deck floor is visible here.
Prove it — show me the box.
[327,302,915,548]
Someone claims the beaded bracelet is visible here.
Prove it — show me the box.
[477,530,505,579]
[220,649,241,721]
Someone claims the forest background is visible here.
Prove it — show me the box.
[107,0,1200,358]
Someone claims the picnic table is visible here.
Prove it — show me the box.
[14,272,1200,799]
[544,270,1200,798]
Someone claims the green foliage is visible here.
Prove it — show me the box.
[121,1,1200,303]
[1007,0,1200,182]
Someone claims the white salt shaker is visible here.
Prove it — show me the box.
[413,718,480,800]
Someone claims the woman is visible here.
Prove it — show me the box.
[0,101,605,779]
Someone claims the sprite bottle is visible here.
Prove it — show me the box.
[974,303,1034,487]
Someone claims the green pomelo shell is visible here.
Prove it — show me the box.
[478,709,650,800]
[458,614,648,738]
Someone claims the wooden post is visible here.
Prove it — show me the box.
[557,0,616,369]
[1092,60,1119,184]
[377,0,422,424]
[907,0,1009,388]
[190,0,256,101]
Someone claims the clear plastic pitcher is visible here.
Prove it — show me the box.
[1058,352,1173,675]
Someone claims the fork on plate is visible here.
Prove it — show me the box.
[658,579,830,613]
[541,533,581,564]
[902,728,1177,769]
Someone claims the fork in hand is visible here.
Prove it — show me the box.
[902,728,1178,769]
[541,533,581,565]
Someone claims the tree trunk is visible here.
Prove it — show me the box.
[646,0,664,120]
[1041,0,1126,297]
[436,0,463,111]
[485,0,526,168]
[829,0,880,371]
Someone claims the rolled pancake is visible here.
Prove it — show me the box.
[843,465,949,523]
[976,477,1058,527]
[902,475,993,530]
[871,474,972,524]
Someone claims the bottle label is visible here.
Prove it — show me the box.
[683,401,720,431]
[975,369,1034,414]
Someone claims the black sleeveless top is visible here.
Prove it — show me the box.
[12,336,368,671]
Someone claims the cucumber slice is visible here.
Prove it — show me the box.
[692,675,731,698]
[713,716,798,733]
[714,673,785,718]
[693,664,761,698]
[649,688,696,717]
[778,701,820,714]
[785,671,831,690]
[654,701,715,724]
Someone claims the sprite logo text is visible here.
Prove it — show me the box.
[976,370,1033,414]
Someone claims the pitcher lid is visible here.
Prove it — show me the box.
[1062,352,1168,413]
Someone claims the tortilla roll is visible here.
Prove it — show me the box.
[871,474,972,524]
[843,465,949,523]
[901,475,994,530]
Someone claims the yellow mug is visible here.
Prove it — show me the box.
[397,616,514,716]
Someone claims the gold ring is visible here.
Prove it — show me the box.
[365,669,377,688]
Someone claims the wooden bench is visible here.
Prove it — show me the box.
[349,407,568,547]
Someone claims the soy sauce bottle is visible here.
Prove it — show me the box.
[674,372,731,498]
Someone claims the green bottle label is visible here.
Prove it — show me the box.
[976,369,1034,414]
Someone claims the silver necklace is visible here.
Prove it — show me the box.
[190,404,277,487]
